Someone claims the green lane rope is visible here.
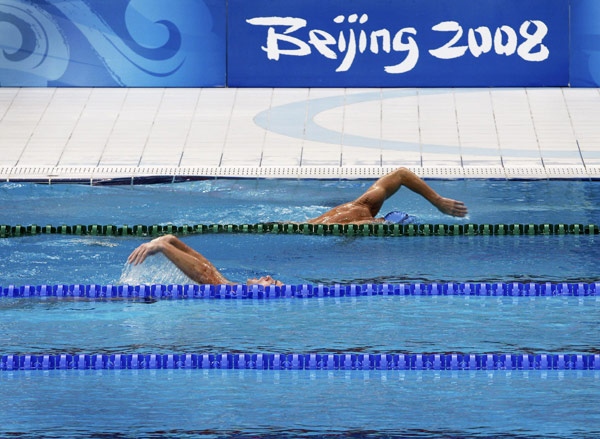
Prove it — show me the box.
[1,223,599,238]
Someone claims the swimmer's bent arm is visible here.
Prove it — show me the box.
[364,167,468,218]
[127,235,232,285]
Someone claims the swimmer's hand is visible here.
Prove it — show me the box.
[435,197,468,217]
[127,237,164,265]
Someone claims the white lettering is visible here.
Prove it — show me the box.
[494,25,518,56]
[308,30,337,59]
[337,27,356,72]
[430,21,550,62]
[246,15,552,74]
[468,26,492,58]
[357,14,368,53]
[429,21,467,59]
[370,29,391,54]
[385,28,419,74]
[248,13,421,73]
[246,17,311,60]
[517,20,549,62]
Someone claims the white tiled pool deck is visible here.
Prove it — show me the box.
[1,87,599,181]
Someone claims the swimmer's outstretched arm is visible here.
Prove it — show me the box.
[360,167,468,218]
[127,235,233,285]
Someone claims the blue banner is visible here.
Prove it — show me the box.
[0,0,226,87]
[228,0,569,87]
[570,0,600,86]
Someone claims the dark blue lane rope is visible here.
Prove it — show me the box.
[2,282,598,299]
[2,353,599,371]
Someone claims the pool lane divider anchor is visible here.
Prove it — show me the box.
[2,282,598,300]
[2,353,600,371]
[1,223,599,238]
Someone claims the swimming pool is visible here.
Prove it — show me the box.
[1,179,599,438]
[2,178,600,225]
[0,233,599,286]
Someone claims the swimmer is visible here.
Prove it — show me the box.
[127,167,467,285]
[305,166,467,224]
[127,234,283,286]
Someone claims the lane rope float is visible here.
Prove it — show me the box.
[2,281,598,299]
[1,352,599,371]
[1,222,599,238]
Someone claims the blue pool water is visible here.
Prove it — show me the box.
[1,179,599,438]
[0,233,599,286]
[2,295,600,355]
[1,369,599,438]
[1,179,600,225]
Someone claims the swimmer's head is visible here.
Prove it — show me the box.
[246,275,283,287]
[384,211,415,225]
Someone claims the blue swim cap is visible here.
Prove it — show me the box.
[384,211,415,225]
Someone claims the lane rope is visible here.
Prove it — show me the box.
[2,281,598,299]
[2,353,599,371]
[1,222,599,238]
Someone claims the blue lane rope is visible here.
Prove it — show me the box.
[1,353,599,371]
[1,282,598,299]
[1,222,599,238]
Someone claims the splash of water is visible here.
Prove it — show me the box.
[119,253,193,286]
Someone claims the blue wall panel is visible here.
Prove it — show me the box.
[1,0,597,88]
[228,0,569,87]
[570,0,600,86]
[0,0,226,87]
